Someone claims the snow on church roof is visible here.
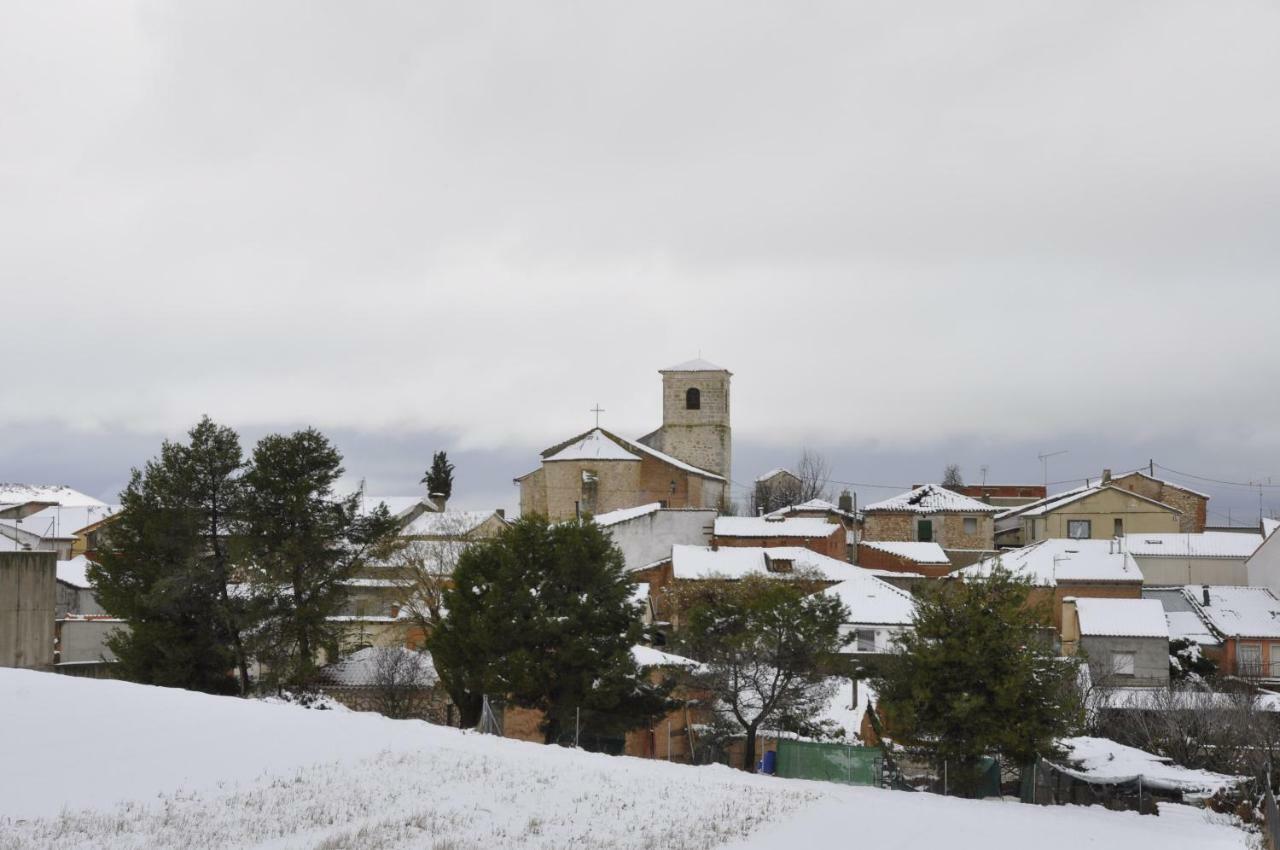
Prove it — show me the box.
[544,429,643,463]
[863,485,999,515]
[0,484,105,508]
[661,358,728,372]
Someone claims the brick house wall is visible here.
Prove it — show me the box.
[714,526,845,560]
[856,543,952,577]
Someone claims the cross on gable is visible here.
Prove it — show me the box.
[591,404,605,427]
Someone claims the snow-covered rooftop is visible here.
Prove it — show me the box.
[360,495,437,519]
[823,572,917,626]
[1017,485,1178,519]
[1058,736,1241,794]
[765,498,858,520]
[1263,517,1278,539]
[401,510,501,537]
[544,429,643,463]
[0,503,119,539]
[1073,598,1169,638]
[1164,611,1220,646]
[1184,585,1280,638]
[1113,471,1212,500]
[661,358,727,372]
[541,429,725,481]
[957,539,1143,586]
[593,502,663,527]
[713,516,839,538]
[863,485,999,515]
[0,484,105,508]
[1125,532,1263,559]
[754,467,796,483]
[56,555,93,589]
[320,647,438,687]
[631,645,705,671]
[670,545,858,582]
[858,540,950,565]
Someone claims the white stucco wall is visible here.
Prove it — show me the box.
[604,509,716,571]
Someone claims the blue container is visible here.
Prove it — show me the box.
[759,750,777,775]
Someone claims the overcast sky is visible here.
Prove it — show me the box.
[2,2,1278,520]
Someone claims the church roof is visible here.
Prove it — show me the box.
[661,358,728,373]
[539,428,725,481]
[544,429,643,463]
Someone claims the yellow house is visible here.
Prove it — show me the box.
[1018,485,1181,543]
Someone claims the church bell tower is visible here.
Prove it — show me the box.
[653,358,732,484]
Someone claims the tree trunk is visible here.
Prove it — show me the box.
[743,723,759,772]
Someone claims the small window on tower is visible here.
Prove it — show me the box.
[686,387,701,410]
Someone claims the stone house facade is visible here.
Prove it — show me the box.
[1110,471,1208,534]
[861,485,999,553]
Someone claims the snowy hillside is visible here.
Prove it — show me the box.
[0,670,1248,850]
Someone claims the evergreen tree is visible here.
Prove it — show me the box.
[429,516,667,742]
[670,573,849,770]
[422,451,454,501]
[242,428,398,689]
[870,567,1081,795]
[89,416,250,694]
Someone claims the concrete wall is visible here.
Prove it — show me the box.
[1080,634,1170,687]
[1248,534,1280,598]
[0,551,56,669]
[1136,556,1249,586]
[605,509,715,571]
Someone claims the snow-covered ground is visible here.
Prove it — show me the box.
[0,670,1249,850]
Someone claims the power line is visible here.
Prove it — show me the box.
[1153,463,1280,489]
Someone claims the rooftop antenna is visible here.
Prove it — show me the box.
[980,465,989,486]
[591,404,605,428]
[1037,450,1068,489]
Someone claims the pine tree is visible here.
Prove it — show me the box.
[670,573,849,770]
[89,416,251,694]
[429,516,667,741]
[870,567,1082,795]
[242,428,398,689]
[422,451,454,502]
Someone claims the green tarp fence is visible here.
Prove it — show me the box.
[775,739,883,786]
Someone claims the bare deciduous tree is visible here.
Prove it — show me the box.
[390,515,481,641]
[750,450,833,515]
[942,464,964,488]
[370,646,436,719]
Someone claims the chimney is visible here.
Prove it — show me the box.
[838,490,854,513]
[1202,584,1211,606]
[1060,597,1080,656]
[429,492,448,512]
[496,508,505,519]
[1101,469,1112,485]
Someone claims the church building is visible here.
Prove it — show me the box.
[516,360,732,521]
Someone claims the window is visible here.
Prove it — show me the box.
[1113,518,1124,537]
[963,517,978,535]
[1239,643,1263,677]
[1271,644,1280,679]
[1111,651,1135,677]
[1067,520,1092,539]
[916,519,934,542]
[855,629,878,652]
[685,387,701,410]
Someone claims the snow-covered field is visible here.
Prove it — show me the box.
[0,670,1250,850]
